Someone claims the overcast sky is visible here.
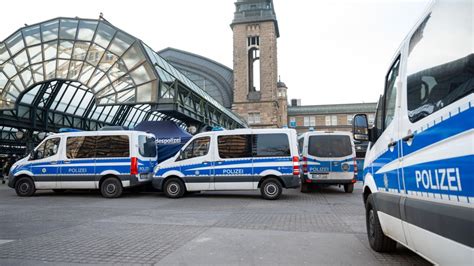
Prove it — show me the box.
[1,0,431,105]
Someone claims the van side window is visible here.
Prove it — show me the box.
[253,134,290,157]
[66,136,96,159]
[96,135,130,158]
[298,138,304,154]
[383,58,400,130]
[218,135,252,159]
[181,137,210,160]
[31,138,60,160]
[406,4,473,123]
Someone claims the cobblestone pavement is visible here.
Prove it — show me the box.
[0,182,430,265]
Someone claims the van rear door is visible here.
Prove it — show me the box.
[307,134,353,180]
[137,134,157,178]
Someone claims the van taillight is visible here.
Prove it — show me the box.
[302,156,308,174]
[292,156,300,175]
[353,158,358,174]
[131,157,138,175]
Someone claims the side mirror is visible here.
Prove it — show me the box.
[352,114,369,141]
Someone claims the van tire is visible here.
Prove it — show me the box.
[15,177,35,197]
[164,178,185,198]
[260,178,282,200]
[366,194,397,252]
[300,183,310,193]
[100,177,123,198]
[344,183,354,193]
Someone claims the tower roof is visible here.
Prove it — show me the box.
[231,0,280,37]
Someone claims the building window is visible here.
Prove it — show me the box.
[248,112,261,124]
[303,116,315,127]
[325,115,338,126]
[247,36,260,46]
[347,115,353,125]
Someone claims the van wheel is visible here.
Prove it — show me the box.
[366,194,397,252]
[15,177,35,197]
[164,178,185,198]
[261,178,282,200]
[344,183,354,193]
[100,177,123,198]
[300,183,310,193]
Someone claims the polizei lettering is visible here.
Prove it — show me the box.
[415,168,462,192]
[223,169,244,175]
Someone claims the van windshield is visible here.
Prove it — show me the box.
[308,135,352,158]
[139,135,157,157]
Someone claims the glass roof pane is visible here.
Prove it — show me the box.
[28,45,43,64]
[43,41,58,61]
[105,105,119,123]
[44,60,57,80]
[56,59,70,79]
[41,20,59,42]
[112,74,134,92]
[0,72,7,88]
[58,40,73,59]
[86,43,104,66]
[0,43,8,64]
[108,32,133,56]
[129,64,154,85]
[68,60,83,80]
[6,32,24,56]
[136,81,154,102]
[107,59,127,83]
[31,63,44,83]
[118,88,135,103]
[22,25,41,47]
[88,69,105,89]
[77,20,98,41]
[12,50,29,71]
[94,22,115,49]
[93,74,112,92]
[78,63,94,84]
[97,51,118,72]
[20,68,33,88]
[72,41,90,60]
[122,42,145,70]
[59,19,78,40]
[3,60,18,78]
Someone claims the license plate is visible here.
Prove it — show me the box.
[313,174,328,179]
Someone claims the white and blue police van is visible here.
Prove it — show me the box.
[152,128,300,200]
[298,131,357,193]
[8,130,157,198]
[352,0,473,264]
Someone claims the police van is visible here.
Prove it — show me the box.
[351,0,473,264]
[152,128,300,200]
[298,131,357,193]
[8,130,157,198]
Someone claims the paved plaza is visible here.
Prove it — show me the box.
[0,182,429,265]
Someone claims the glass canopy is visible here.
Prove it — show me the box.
[0,17,244,126]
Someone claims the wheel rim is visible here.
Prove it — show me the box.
[168,183,179,195]
[19,182,30,194]
[106,183,116,194]
[368,209,375,239]
[265,183,278,196]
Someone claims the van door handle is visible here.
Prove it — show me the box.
[387,141,397,148]
[215,160,224,164]
[50,161,58,165]
[203,161,211,164]
[63,160,71,164]
[402,133,415,142]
